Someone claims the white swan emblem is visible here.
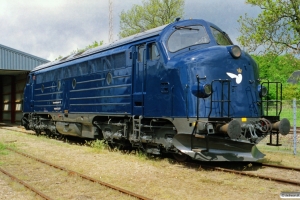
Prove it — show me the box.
[226,68,243,84]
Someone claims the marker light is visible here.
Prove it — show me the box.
[228,45,242,58]
[191,84,212,98]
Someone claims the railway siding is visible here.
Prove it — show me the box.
[0,148,137,200]
[1,127,300,200]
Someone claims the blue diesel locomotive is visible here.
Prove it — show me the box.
[22,19,290,161]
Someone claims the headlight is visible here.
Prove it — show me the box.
[258,85,268,97]
[228,45,241,58]
[191,84,212,98]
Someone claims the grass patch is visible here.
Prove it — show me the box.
[0,142,9,155]
[257,143,299,153]
[257,145,300,167]
[266,101,300,126]
[0,142,10,165]
[86,139,109,152]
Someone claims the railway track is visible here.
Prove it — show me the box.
[0,167,52,200]
[196,162,300,186]
[1,125,299,190]
[1,147,151,200]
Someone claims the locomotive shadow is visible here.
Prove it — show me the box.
[168,159,265,172]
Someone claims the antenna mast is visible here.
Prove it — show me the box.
[108,0,113,43]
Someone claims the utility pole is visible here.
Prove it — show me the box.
[108,0,113,43]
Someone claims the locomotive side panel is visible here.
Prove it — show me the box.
[68,53,132,115]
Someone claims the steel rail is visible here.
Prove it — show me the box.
[3,126,300,188]
[7,147,152,200]
[261,163,300,172]
[0,167,53,200]
[200,164,300,186]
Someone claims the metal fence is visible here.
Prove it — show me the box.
[257,99,299,156]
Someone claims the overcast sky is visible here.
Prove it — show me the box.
[0,0,261,61]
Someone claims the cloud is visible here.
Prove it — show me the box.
[0,0,261,61]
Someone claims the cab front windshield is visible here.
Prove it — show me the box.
[210,27,233,45]
[167,25,210,52]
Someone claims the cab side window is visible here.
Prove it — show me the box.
[149,43,160,60]
[138,45,145,62]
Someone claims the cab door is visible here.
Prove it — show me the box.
[132,44,146,115]
[23,73,35,112]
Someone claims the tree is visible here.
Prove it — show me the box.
[252,53,300,99]
[119,0,185,38]
[71,41,104,54]
[55,41,103,60]
[238,0,300,55]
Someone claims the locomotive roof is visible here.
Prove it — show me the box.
[32,24,168,72]
[32,18,220,72]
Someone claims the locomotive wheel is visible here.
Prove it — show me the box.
[24,124,30,130]
[173,152,189,162]
[117,144,133,154]
[35,130,41,136]
[107,143,116,152]
[54,132,64,140]
[45,130,52,137]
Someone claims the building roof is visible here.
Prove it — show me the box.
[287,70,300,84]
[0,43,49,75]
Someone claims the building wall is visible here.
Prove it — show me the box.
[0,74,27,124]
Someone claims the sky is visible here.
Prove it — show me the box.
[0,0,261,61]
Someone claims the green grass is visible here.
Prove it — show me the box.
[0,142,8,155]
[258,144,299,154]
[86,139,109,152]
[0,142,9,165]
[263,101,299,126]
[279,107,299,127]
[257,135,299,158]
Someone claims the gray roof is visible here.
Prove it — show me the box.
[287,70,300,84]
[0,44,49,71]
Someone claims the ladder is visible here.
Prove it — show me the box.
[208,79,231,118]
[132,115,143,141]
[261,81,283,146]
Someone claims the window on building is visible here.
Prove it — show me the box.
[4,104,9,111]
[16,103,22,111]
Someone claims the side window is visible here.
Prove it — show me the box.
[149,43,160,60]
[138,45,145,62]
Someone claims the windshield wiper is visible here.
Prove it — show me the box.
[175,26,199,31]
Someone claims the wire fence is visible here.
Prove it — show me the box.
[257,99,299,156]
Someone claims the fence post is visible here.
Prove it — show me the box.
[293,98,297,155]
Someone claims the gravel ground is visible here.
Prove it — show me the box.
[0,127,299,200]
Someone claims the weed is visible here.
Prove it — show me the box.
[0,142,9,157]
[87,140,109,152]
[136,150,148,160]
